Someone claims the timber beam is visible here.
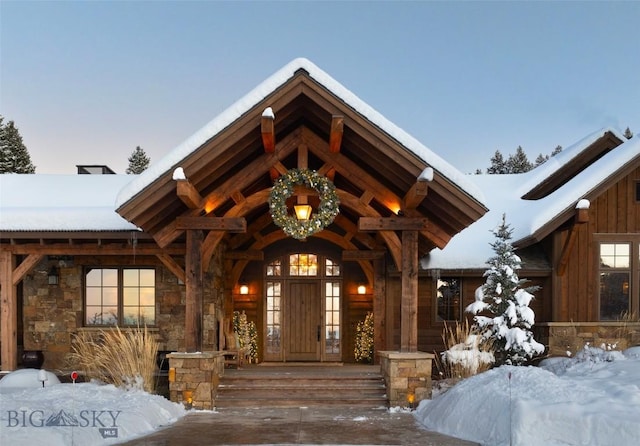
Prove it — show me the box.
[0,251,17,370]
[225,250,264,261]
[403,178,430,210]
[176,179,203,210]
[261,111,275,153]
[12,253,43,286]
[557,206,590,276]
[1,244,185,256]
[328,115,344,153]
[342,250,386,261]
[359,217,432,231]
[176,217,246,232]
[156,253,186,284]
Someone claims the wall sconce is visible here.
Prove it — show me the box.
[357,284,366,295]
[48,266,59,286]
[239,284,249,295]
[294,204,312,221]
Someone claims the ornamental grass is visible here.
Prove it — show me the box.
[435,319,495,380]
[67,325,158,393]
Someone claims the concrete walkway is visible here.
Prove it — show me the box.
[118,406,478,445]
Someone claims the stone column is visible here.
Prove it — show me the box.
[378,351,434,408]
[167,352,224,410]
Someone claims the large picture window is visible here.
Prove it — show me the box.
[599,241,639,320]
[85,267,156,326]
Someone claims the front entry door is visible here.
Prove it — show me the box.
[286,281,320,361]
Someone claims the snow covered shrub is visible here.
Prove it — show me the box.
[355,312,374,363]
[466,214,545,366]
[574,343,625,363]
[67,325,158,393]
[436,319,494,379]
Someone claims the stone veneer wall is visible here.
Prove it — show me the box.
[537,322,640,357]
[19,246,226,370]
[167,352,224,410]
[378,351,433,408]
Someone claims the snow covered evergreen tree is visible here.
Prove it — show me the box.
[0,116,36,174]
[506,146,533,173]
[624,127,633,139]
[534,153,548,166]
[126,145,150,174]
[487,150,507,174]
[466,214,545,365]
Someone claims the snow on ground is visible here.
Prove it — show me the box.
[3,349,640,445]
[415,346,640,446]
[0,369,185,445]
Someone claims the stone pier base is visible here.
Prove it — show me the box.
[167,352,224,410]
[378,351,434,408]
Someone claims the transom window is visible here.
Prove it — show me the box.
[85,267,156,326]
[599,242,639,320]
[289,253,318,276]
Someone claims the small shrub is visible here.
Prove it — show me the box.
[67,326,158,393]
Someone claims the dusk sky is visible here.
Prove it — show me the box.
[1,1,639,175]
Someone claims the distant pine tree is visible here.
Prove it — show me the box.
[126,146,150,174]
[624,127,633,139]
[506,146,533,173]
[484,144,561,174]
[487,150,508,174]
[534,153,548,166]
[0,116,36,174]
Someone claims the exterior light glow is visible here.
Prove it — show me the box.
[294,204,312,221]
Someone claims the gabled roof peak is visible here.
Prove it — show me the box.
[115,57,484,210]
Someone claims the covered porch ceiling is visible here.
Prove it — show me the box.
[116,67,487,270]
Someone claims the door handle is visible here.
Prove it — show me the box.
[317,325,321,342]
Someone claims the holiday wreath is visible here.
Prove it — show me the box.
[269,168,340,240]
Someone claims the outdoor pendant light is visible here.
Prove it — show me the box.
[294,204,312,221]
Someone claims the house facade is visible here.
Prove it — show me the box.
[1,59,639,373]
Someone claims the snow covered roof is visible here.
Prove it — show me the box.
[0,174,138,232]
[423,130,639,270]
[115,57,485,209]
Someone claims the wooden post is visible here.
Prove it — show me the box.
[185,230,204,352]
[401,230,419,352]
[0,251,17,370]
[373,256,386,363]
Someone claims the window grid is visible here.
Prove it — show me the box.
[289,254,318,276]
[265,281,282,355]
[325,281,341,354]
[599,243,631,320]
[85,267,156,326]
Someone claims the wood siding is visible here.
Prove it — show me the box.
[554,166,640,321]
